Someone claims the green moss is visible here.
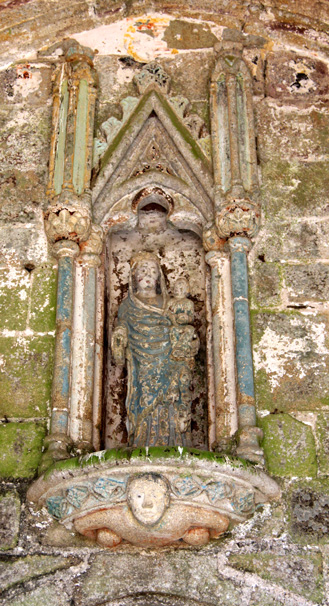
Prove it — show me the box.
[259,413,317,478]
[262,159,329,217]
[254,368,275,411]
[0,267,30,331]
[315,413,329,475]
[0,422,46,478]
[30,265,57,332]
[44,446,255,476]
[0,335,55,418]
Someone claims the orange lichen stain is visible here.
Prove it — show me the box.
[123,15,171,62]
[171,49,179,54]
[261,40,274,59]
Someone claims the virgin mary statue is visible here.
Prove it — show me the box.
[111,252,196,448]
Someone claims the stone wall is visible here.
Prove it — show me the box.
[1,2,329,605]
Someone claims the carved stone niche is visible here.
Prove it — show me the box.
[28,61,280,548]
[105,193,208,453]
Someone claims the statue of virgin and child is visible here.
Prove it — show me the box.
[111,252,199,448]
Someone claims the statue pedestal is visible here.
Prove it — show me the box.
[28,448,280,548]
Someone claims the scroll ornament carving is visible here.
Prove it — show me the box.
[215,198,261,240]
[46,472,255,522]
[28,453,280,548]
[44,208,91,243]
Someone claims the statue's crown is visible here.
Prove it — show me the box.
[130,251,160,267]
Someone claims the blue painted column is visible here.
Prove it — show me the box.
[42,240,79,467]
[229,236,264,463]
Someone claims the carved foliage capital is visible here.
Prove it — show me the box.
[202,222,224,253]
[45,208,91,244]
[80,224,104,256]
[215,198,260,240]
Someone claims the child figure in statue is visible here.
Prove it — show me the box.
[167,277,199,367]
[111,254,199,449]
[166,277,200,441]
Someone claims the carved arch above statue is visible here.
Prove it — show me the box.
[92,87,214,231]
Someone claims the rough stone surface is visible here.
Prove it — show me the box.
[315,412,329,475]
[290,479,329,540]
[0,490,20,550]
[0,423,46,478]
[0,336,54,419]
[0,554,79,593]
[284,264,329,303]
[253,312,329,412]
[259,413,317,478]
[76,550,242,606]
[228,551,323,603]
[250,261,282,309]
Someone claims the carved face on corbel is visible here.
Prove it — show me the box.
[127,473,170,526]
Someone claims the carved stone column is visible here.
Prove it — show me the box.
[70,225,104,452]
[42,40,98,470]
[41,239,79,470]
[209,36,263,463]
[205,249,237,450]
[228,237,263,463]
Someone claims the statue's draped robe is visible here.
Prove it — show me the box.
[117,291,186,447]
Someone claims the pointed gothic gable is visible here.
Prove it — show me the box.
[92,89,214,225]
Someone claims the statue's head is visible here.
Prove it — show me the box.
[173,277,189,299]
[130,252,162,296]
[127,473,170,526]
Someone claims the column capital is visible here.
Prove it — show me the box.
[45,208,92,244]
[52,239,80,259]
[215,197,260,240]
[228,236,252,254]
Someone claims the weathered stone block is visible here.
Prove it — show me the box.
[30,265,57,332]
[5,584,72,606]
[162,19,218,49]
[0,422,45,478]
[0,554,80,592]
[252,220,329,264]
[250,262,282,309]
[253,312,329,412]
[315,412,329,475]
[259,413,317,478]
[290,479,329,539]
[76,551,242,605]
[0,267,30,330]
[265,51,329,100]
[284,264,329,302]
[0,106,51,174]
[0,224,50,267]
[228,551,323,603]
[0,490,20,550]
[255,101,329,163]
[0,335,54,418]
[261,159,329,218]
